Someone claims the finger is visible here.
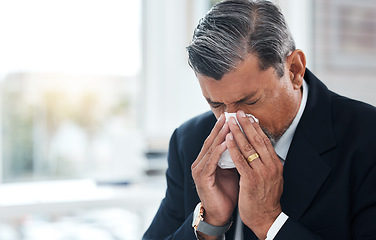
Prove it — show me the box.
[236,111,274,168]
[201,113,226,154]
[192,113,226,169]
[212,122,230,148]
[192,141,226,182]
[201,141,228,176]
[203,122,230,166]
[228,116,262,168]
[225,133,251,176]
[192,121,230,172]
[251,118,283,170]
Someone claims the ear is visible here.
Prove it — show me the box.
[286,49,306,90]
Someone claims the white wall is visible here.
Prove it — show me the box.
[277,0,376,106]
[274,0,314,70]
[141,0,210,141]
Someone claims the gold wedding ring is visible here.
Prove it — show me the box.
[247,153,259,164]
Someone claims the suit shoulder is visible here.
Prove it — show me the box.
[175,111,216,143]
[331,94,376,124]
[331,93,376,141]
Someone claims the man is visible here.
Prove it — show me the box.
[143,0,376,239]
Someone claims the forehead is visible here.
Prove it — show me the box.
[197,55,277,102]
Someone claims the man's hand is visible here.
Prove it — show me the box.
[226,110,284,240]
[191,114,239,231]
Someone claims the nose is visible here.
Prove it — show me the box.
[226,105,242,114]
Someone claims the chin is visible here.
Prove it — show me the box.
[261,126,283,146]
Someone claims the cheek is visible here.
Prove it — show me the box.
[211,108,223,120]
[256,91,294,130]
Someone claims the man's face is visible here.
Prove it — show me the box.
[197,54,302,144]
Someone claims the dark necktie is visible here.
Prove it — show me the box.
[225,206,239,240]
[243,223,258,240]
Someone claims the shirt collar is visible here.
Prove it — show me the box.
[274,79,309,161]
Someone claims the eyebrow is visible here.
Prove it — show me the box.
[206,91,258,105]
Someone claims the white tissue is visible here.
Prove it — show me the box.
[217,112,259,169]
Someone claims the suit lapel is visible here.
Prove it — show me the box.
[280,69,336,220]
[281,130,331,220]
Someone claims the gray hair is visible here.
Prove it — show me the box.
[187,0,296,80]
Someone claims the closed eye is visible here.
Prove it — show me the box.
[210,102,223,109]
[245,97,260,105]
[206,98,224,109]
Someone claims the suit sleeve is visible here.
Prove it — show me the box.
[143,129,197,240]
[274,218,322,240]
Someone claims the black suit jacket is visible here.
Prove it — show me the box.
[143,70,376,240]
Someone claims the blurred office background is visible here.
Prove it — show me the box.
[0,0,375,239]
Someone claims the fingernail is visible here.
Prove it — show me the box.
[249,116,255,123]
[227,133,234,141]
[239,110,246,118]
[228,133,234,140]
[231,117,237,125]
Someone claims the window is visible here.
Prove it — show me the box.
[313,0,376,105]
[0,0,143,183]
[0,1,212,239]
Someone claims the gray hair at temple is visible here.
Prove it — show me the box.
[186,0,296,80]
